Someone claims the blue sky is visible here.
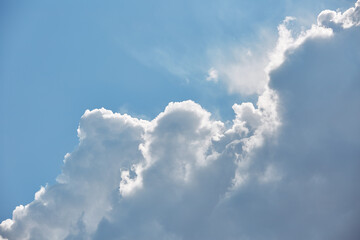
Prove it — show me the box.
[1,1,359,239]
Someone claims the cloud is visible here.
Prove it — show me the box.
[206,67,219,82]
[317,0,360,29]
[1,1,360,239]
[207,46,270,95]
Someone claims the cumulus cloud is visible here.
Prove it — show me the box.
[1,1,360,239]
[317,0,360,29]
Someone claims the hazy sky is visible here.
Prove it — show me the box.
[1,1,359,239]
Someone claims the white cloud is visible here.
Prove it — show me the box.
[206,67,219,82]
[317,0,360,29]
[207,46,270,95]
[1,1,360,239]
[34,186,46,201]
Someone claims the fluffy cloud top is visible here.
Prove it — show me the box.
[1,1,360,239]
[317,1,360,29]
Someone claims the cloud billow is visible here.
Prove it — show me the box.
[1,1,360,239]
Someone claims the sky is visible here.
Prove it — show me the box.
[0,0,359,239]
